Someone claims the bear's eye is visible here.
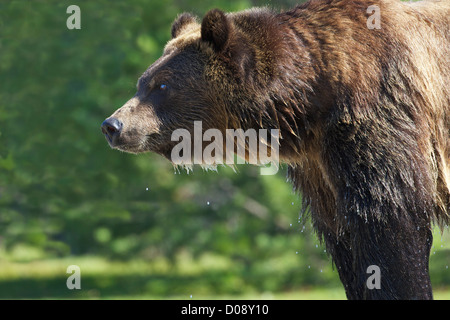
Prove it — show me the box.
[159,84,168,91]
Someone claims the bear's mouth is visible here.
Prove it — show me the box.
[102,131,147,154]
[112,132,170,156]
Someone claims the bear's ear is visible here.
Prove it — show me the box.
[201,9,230,52]
[171,13,198,39]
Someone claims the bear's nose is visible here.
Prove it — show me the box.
[101,118,123,145]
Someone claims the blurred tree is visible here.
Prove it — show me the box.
[0,0,314,263]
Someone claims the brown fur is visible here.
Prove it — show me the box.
[102,0,449,299]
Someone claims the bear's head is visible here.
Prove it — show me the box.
[102,9,311,168]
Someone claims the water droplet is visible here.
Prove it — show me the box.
[207,201,210,205]
[190,295,193,299]
[145,187,149,191]
[315,244,318,248]
[296,251,299,254]
[291,202,294,205]
[290,223,292,227]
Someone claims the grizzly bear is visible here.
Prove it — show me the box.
[101,0,450,299]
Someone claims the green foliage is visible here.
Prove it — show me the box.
[0,0,448,299]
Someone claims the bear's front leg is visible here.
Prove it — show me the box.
[319,112,438,299]
[324,206,434,300]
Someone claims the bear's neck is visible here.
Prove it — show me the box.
[227,8,332,161]
[230,2,391,161]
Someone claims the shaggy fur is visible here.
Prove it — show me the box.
[102,0,449,299]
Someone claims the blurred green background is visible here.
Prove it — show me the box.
[0,0,448,299]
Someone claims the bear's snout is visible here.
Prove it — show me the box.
[101,117,123,147]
